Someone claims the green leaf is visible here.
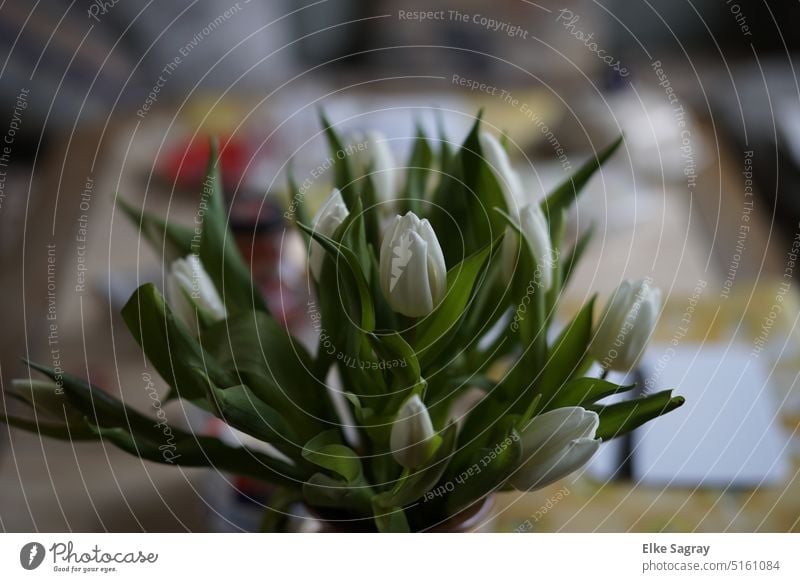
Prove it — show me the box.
[494,208,548,401]
[200,310,333,434]
[0,414,98,440]
[518,393,542,427]
[435,109,452,169]
[198,139,269,315]
[459,257,506,346]
[376,423,458,508]
[428,114,484,264]
[286,166,310,233]
[426,374,495,427]
[309,220,385,403]
[451,394,512,469]
[25,360,170,437]
[337,198,372,280]
[561,224,594,291]
[310,216,386,400]
[297,222,375,331]
[402,125,434,215]
[459,112,484,195]
[302,431,362,482]
[355,170,382,251]
[117,197,194,263]
[20,363,308,487]
[302,472,373,513]
[499,131,511,151]
[89,423,305,486]
[415,234,502,368]
[258,488,302,532]
[591,390,685,440]
[544,207,566,319]
[203,378,300,460]
[458,112,511,254]
[494,208,546,352]
[368,331,421,394]
[318,110,353,206]
[445,423,522,514]
[537,297,596,408]
[549,377,637,409]
[121,283,234,401]
[368,246,398,331]
[344,335,388,400]
[343,393,394,447]
[371,501,410,533]
[540,135,623,214]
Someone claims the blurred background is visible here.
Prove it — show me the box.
[1,0,799,532]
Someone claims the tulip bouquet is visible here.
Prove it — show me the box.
[2,111,683,532]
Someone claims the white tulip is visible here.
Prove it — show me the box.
[590,279,662,371]
[480,131,523,216]
[167,254,226,330]
[502,203,554,289]
[308,188,349,281]
[510,407,600,491]
[349,130,398,202]
[379,212,447,317]
[11,379,82,422]
[390,394,437,468]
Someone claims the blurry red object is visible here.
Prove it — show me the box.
[160,136,251,190]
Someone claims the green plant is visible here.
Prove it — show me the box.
[2,112,683,532]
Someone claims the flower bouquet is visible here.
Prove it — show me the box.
[2,111,683,532]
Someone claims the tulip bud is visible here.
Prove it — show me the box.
[167,254,227,330]
[390,394,437,468]
[11,379,83,422]
[308,188,349,281]
[590,279,662,371]
[379,212,447,317]
[502,203,554,289]
[510,407,600,491]
[479,131,523,215]
[349,130,398,202]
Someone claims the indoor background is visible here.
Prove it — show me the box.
[1,0,798,532]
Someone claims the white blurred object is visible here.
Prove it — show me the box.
[513,157,660,232]
[777,98,800,166]
[588,89,709,182]
[587,343,791,488]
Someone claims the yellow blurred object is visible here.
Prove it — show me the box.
[184,95,252,134]
[469,88,563,150]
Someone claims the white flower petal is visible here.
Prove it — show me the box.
[591,279,661,371]
[167,254,226,333]
[309,188,349,281]
[390,395,436,468]
[480,131,523,215]
[512,436,600,491]
[380,212,446,317]
[511,407,600,491]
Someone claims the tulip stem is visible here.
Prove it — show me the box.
[312,343,346,428]
[399,315,417,345]
[392,468,410,494]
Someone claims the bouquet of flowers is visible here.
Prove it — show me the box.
[2,111,683,532]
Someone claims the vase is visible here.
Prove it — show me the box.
[291,495,496,533]
[427,495,496,532]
